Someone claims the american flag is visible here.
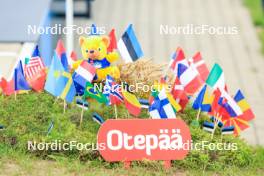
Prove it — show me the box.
[25,46,45,79]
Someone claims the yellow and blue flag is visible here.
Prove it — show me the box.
[192,85,214,112]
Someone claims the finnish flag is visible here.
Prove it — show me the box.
[118,24,143,63]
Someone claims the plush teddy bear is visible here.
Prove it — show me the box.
[73,35,120,81]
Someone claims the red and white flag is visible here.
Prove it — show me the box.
[188,52,209,81]
[171,77,189,111]
[169,47,188,74]
[73,61,96,88]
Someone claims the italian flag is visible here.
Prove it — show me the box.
[206,63,225,90]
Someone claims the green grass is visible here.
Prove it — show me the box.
[0,92,264,175]
[244,0,264,53]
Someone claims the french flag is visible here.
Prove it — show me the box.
[188,52,209,82]
[177,63,203,95]
[118,24,143,63]
[73,61,96,88]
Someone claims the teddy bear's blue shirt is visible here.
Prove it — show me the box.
[88,58,110,69]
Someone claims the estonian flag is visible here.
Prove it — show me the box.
[139,99,150,109]
[92,112,104,125]
[202,121,215,133]
[76,99,89,110]
[118,24,143,63]
[221,126,235,135]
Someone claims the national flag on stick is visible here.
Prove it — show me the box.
[73,61,96,88]
[118,24,143,63]
[169,47,187,74]
[188,52,209,81]
[107,29,117,52]
[76,99,89,110]
[203,121,215,133]
[121,86,141,116]
[177,63,203,95]
[171,77,189,111]
[0,77,14,96]
[14,60,31,92]
[103,75,123,105]
[193,85,214,113]
[92,112,105,125]
[139,99,150,109]
[221,126,235,135]
[25,45,46,92]
[56,39,69,71]
[84,82,108,104]
[149,89,176,119]
[206,63,226,91]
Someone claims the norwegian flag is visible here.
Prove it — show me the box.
[73,61,96,88]
[25,46,45,80]
[103,75,123,105]
[177,62,204,96]
[188,52,209,81]
[171,77,189,111]
[169,47,188,74]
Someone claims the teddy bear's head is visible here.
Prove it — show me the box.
[79,35,110,60]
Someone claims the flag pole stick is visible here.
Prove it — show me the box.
[80,103,84,126]
[211,113,218,140]
[114,104,118,119]
[14,91,17,101]
[196,108,201,121]
[63,100,66,114]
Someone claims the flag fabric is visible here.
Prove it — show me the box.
[206,64,226,91]
[107,29,117,52]
[171,77,189,111]
[118,24,143,62]
[0,77,14,96]
[169,47,187,74]
[210,116,223,128]
[177,63,203,95]
[188,52,209,81]
[139,99,150,109]
[25,45,46,92]
[56,40,69,71]
[84,81,108,104]
[220,90,243,117]
[149,89,176,119]
[14,60,31,91]
[221,126,235,135]
[192,85,214,112]
[92,112,105,125]
[45,51,76,103]
[73,61,96,88]
[121,87,141,116]
[76,99,89,110]
[203,121,215,133]
[103,75,123,105]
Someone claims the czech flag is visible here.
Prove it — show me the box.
[118,24,143,63]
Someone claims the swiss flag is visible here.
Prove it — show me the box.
[188,52,209,82]
[107,29,117,53]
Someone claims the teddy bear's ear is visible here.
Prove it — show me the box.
[79,36,85,45]
[101,36,110,47]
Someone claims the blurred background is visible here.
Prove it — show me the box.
[0,0,264,145]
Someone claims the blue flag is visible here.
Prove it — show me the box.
[192,85,213,112]
[14,60,30,91]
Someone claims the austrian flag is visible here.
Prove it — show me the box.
[73,61,96,88]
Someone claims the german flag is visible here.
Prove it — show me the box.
[121,87,141,116]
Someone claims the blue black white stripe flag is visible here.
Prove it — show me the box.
[92,112,104,125]
[118,24,143,63]
[76,99,89,110]
[139,99,150,109]
[203,121,215,133]
[221,126,235,135]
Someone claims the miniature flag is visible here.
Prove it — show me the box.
[76,99,89,110]
[149,89,176,119]
[139,99,150,109]
[177,63,203,95]
[56,39,69,71]
[210,116,223,128]
[221,126,235,135]
[203,121,215,133]
[107,29,117,52]
[14,60,31,91]
[192,85,214,112]
[233,90,255,121]
[0,77,14,96]
[92,112,105,125]
[171,77,189,111]
[84,81,108,104]
[220,90,243,117]
[103,75,123,105]
[73,61,96,88]
[169,47,188,74]
[188,52,209,81]
[121,87,141,116]
[25,45,46,92]
[118,24,143,62]
[69,51,78,67]
[206,64,226,91]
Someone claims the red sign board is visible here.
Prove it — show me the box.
[97,119,191,162]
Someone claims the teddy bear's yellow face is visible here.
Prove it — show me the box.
[79,36,110,60]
